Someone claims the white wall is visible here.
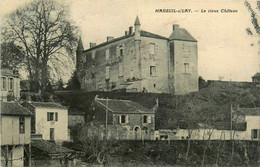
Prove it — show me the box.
[35,108,68,142]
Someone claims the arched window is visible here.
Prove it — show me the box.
[143,115,148,123]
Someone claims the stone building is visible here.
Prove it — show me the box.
[1,68,20,101]
[91,96,157,140]
[76,16,198,95]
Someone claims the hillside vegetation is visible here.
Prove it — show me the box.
[55,81,260,130]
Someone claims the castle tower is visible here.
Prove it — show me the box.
[168,24,198,95]
[134,16,142,80]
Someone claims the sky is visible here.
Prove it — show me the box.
[1,0,259,82]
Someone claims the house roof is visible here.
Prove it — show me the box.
[94,97,154,114]
[252,73,260,78]
[31,139,74,154]
[1,68,19,77]
[68,108,85,115]
[83,34,134,52]
[169,27,197,42]
[1,102,31,116]
[27,102,67,110]
[140,30,168,40]
[239,108,260,116]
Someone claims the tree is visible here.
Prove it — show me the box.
[66,70,81,90]
[1,41,25,70]
[2,0,78,91]
[245,1,260,71]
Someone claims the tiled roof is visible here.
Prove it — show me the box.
[252,73,260,78]
[28,102,67,110]
[95,98,154,114]
[239,108,260,116]
[1,102,31,116]
[68,108,85,115]
[140,30,168,40]
[83,34,134,52]
[169,27,197,42]
[31,139,74,154]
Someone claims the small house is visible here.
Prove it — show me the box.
[91,96,156,140]
[22,102,68,142]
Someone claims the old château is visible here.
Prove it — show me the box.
[76,16,198,95]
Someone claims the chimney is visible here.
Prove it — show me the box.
[89,42,96,48]
[125,31,128,36]
[129,26,133,34]
[173,24,179,31]
[107,36,114,42]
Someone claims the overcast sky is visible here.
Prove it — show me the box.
[1,0,259,82]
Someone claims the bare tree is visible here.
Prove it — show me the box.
[2,0,78,91]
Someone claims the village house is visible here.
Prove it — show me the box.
[76,16,198,95]
[1,68,20,101]
[1,102,31,167]
[157,107,260,141]
[22,102,69,142]
[90,96,157,140]
[68,108,86,141]
[252,72,260,83]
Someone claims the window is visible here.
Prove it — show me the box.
[55,112,58,121]
[9,78,13,90]
[2,77,6,90]
[252,129,260,139]
[105,49,110,61]
[119,64,123,77]
[120,49,123,56]
[19,116,25,134]
[50,128,54,141]
[150,66,156,76]
[119,115,128,124]
[184,63,190,73]
[149,43,155,55]
[154,84,156,88]
[47,112,58,121]
[91,52,96,60]
[143,115,151,123]
[106,66,110,79]
[143,115,148,123]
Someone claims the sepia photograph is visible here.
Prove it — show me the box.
[0,0,260,166]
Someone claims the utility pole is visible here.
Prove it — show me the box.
[105,97,108,140]
[230,104,233,140]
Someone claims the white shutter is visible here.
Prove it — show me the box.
[147,115,152,123]
[189,64,192,73]
[105,49,110,61]
[119,115,121,124]
[155,44,159,55]
[116,46,119,57]
[106,66,110,79]
[126,115,129,123]
[119,64,123,77]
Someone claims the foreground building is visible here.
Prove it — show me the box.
[76,16,198,95]
[1,102,31,167]
[90,96,157,140]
